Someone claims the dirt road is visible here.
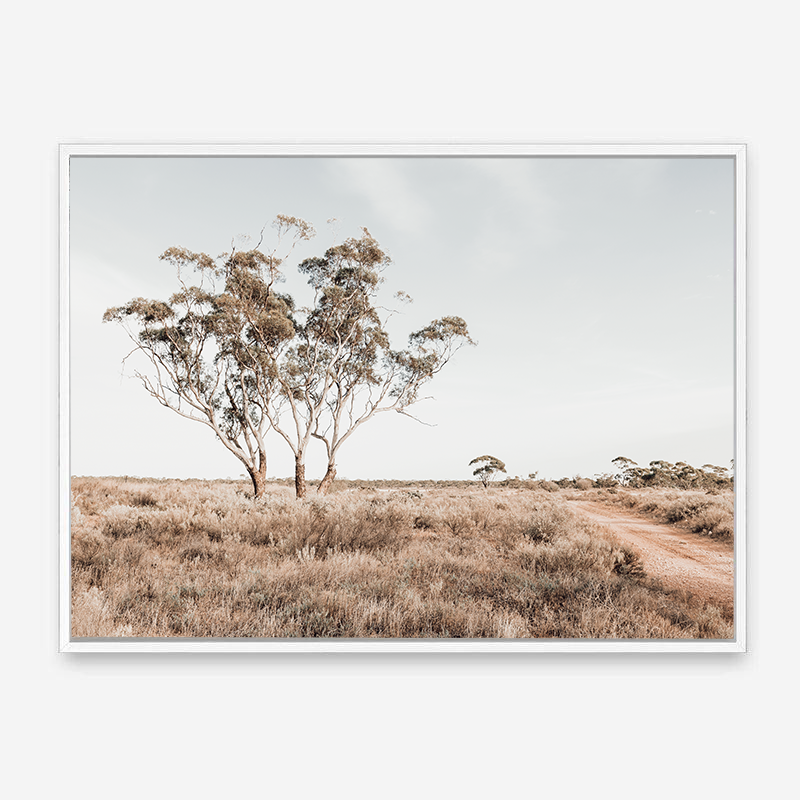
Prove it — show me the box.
[570,500,735,618]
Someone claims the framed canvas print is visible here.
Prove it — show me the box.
[59,142,746,652]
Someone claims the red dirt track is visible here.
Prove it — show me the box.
[570,500,735,619]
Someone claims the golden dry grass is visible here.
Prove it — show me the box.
[70,477,733,639]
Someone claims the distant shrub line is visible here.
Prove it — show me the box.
[74,456,733,495]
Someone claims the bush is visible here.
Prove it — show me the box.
[130,491,158,507]
[691,507,734,539]
[71,530,107,568]
[267,501,405,556]
[441,511,471,536]
[594,474,619,488]
[612,547,645,577]
[102,506,154,539]
[413,514,436,530]
[520,504,572,543]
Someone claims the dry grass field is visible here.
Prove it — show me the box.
[70,477,734,639]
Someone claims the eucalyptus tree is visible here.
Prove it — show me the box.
[267,229,474,497]
[611,456,642,486]
[470,455,506,488]
[104,218,473,500]
[102,216,315,499]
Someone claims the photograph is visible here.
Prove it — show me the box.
[62,144,743,650]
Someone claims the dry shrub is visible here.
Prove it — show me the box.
[612,546,646,577]
[690,506,734,539]
[110,539,147,567]
[518,503,572,543]
[101,506,183,543]
[102,505,152,539]
[615,492,640,509]
[71,529,107,568]
[272,500,406,556]
[440,510,471,536]
[130,491,158,508]
[522,533,612,576]
[661,495,710,522]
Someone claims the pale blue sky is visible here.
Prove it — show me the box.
[70,156,734,481]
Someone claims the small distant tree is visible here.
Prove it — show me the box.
[611,456,643,486]
[470,455,506,488]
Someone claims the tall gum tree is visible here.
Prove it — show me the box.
[267,228,475,497]
[102,216,315,499]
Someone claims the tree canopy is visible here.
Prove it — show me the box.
[104,217,474,498]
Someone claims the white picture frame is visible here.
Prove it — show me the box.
[59,142,746,653]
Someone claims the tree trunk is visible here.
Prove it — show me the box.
[248,453,267,499]
[294,456,307,499]
[317,463,337,496]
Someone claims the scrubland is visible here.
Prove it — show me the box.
[70,477,733,639]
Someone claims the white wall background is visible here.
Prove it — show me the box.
[1,1,794,798]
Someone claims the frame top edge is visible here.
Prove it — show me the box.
[59,142,747,158]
